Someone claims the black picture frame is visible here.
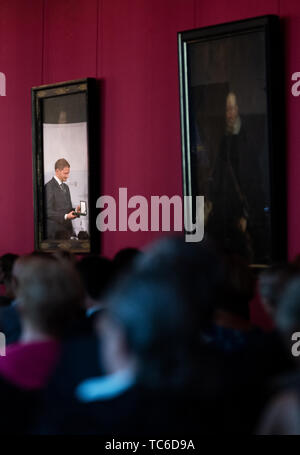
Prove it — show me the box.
[178,15,285,266]
[32,78,99,253]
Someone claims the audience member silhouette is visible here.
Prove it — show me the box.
[113,247,141,280]
[35,237,231,435]
[0,254,84,434]
[258,278,300,434]
[41,255,115,407]
[1,240,300,435]
[0,253,19,305]
[204,254,258,353]
[77,255,114,318]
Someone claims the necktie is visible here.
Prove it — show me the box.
[60,183,67,193]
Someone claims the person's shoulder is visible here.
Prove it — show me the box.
[257,389,300,434]
[0,303,18,318]
[45,177,56,188]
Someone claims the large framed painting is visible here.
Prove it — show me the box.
[32,78,99,253]
[178,15,285,266]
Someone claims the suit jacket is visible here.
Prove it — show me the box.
[44,177,74,239]
[208,118,268,263]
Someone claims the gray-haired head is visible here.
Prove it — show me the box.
[102,236,224,389]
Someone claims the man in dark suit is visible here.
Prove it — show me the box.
[45,158,80,240]
[207,92,267,263]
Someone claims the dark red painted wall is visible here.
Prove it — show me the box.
[0,0,298,265]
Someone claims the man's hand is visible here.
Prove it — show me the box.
[66,210,78,220]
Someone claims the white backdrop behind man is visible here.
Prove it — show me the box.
[43,122,89,236]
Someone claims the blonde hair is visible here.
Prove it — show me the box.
[16,255,84,337]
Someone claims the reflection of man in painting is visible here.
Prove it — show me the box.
[45,158,80,240]
[207,92,267,263]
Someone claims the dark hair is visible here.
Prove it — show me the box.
[77,255,113,300]
[17,255,84,337]
[113,247,141,279]
[55,158,70,170]
[0,253,19,284]
[217,254,255,320]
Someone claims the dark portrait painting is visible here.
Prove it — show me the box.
[178,16,285,266]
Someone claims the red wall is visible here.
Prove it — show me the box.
[0,0,298,261]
